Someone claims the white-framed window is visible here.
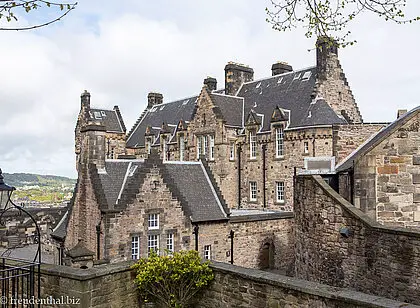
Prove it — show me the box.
[249,131,257,159]
[166,233,174,253]
[229,142,235,161]
[196,136,202,159]
[249,181,257,201]
[148,234,159,255]
[162,138,168,161]
[304,141,309,154]
[131,235,140,260]
[275,126,284,157]
[148,213,159,230]
[179,135,185,161]
[204,245,211,260]
[276,181,285,203]
[209,135,215,160]
[146,138,152,154]
[203,135,208,156]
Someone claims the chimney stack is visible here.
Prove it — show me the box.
[271,62,293,76]
[316,36,338,79]
[147,92,163,109]
[204,77,217,92]
[81,90,91,109]
[224,62,254,96]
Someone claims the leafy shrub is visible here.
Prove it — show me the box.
[132,250,214,308]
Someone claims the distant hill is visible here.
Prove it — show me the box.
[2,173,76,205]
[3,173,76,188]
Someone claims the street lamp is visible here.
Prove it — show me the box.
[0,168,15,210]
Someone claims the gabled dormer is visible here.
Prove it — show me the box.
[270,106,289,159]
[245,110,261,160]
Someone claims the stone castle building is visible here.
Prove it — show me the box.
[56,37,420,269]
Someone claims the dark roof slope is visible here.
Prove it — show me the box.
[89,109,125,133]
[98,160,144,207]
[298,98,346,127]
[163,162,228,222]
[237,67,344,130]
[126,96,198,148]
[336,106,420,172]
[210,93,244,127]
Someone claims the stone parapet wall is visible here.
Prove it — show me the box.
[40,261,139,308]
[294,175,420,305]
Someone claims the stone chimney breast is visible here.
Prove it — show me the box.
[271,62,293,76]
[81,90,91,109]
[148,92,163,109]
[204,77,217,92]
[225,62,254,96]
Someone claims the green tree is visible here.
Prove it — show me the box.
[266,0,420,47]
[132,250,214,308]
[0,1,77,30]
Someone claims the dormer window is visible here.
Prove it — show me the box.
[146,138,152,154]
[249,131,257,159]
[275,125,284,158]
[162,137,168,161]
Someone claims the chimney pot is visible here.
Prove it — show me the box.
[271,62,293,76]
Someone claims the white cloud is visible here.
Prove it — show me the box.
[0,0,419,178]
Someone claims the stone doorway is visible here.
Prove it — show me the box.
[259,241,275,269]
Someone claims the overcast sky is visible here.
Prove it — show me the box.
[0,1,419,179]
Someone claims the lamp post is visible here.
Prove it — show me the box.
[0,168,41,264]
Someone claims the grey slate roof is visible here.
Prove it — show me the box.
[210,93,244,127]
[336,106,420,172]
[163,162,228,222]
[89,109,125,133]
[126,96,198,148]
[298,98,346,127]
[51,211,68,240]
[237,67,345,130]
[98,160,144,206]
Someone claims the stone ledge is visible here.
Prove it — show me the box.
[41,260,135,281]
[209,261,420,308]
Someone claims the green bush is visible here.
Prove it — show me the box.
[132,250,214,308]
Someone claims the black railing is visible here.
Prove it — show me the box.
[0,257,40,307]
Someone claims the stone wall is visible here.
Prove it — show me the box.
[294,174,420,305]
[333,123,386,164]
[40,261,139,308]
[353,112,420,228]
[40,261,420,308]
